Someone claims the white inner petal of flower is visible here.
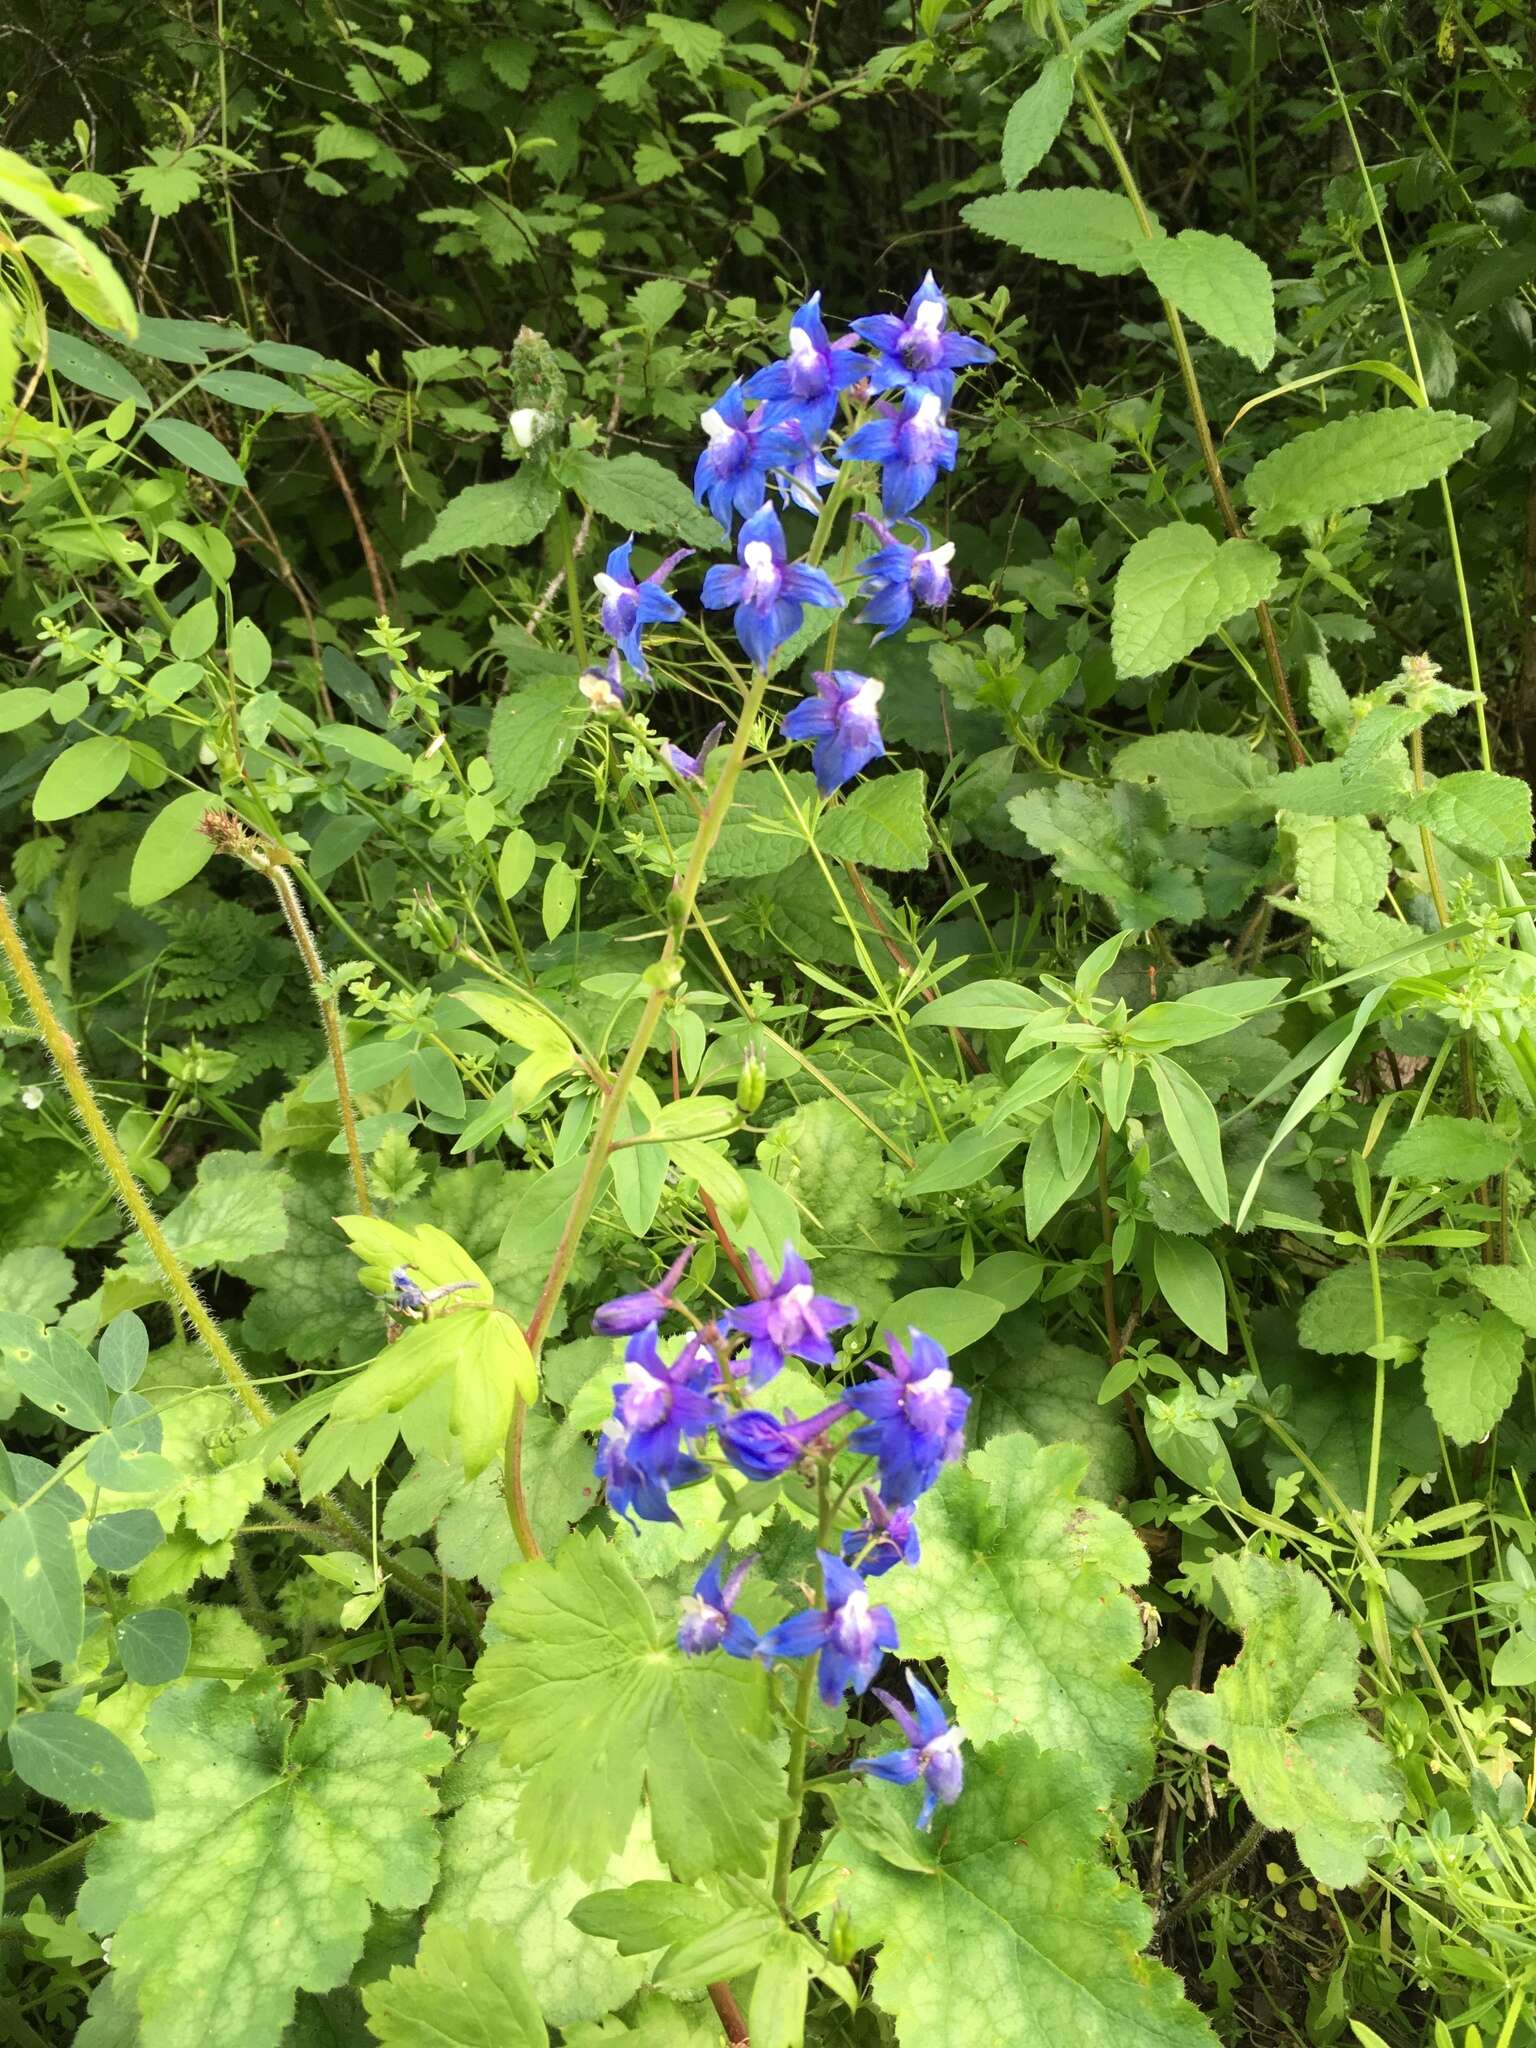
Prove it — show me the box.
[742,539,780,597]
[593,572,624,599]
[838,1588,872,1644]
[701,406,734,448]
[913,390,946,430]
[845,676,885,721]
[911,299,946,340]
[918,541,956,570]
[789,326,819,367]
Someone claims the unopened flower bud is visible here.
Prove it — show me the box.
[736,1045,766,1114]
[827,1901,858,1966]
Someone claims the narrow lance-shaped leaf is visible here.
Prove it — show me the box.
[1148,1055,1228,1224]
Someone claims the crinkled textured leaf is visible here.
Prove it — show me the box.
[1421,1308,1523,1445]
[826,1733,1215,2048]
[563,449,721,548]
[817,769,929,871]
[462,1533,789,1883]
[880,1431,1154,1800]
[403,469,560,565]
[1167,1553,1402,1884]
[1244,409,1486,535]
[963,188,1151,277]
[1009,782,1204,930]
[970,1332,1136,1504]
[1468,1262,1536,1336]
[78,1680,449,2048]
[1138,230,1276,367]
[431,1743,662,2025]
[362,1919,547,2047]
[1111,525,1280,678]
[1286,814,1391,925]
[130,1151,291,1273]
[1000,55,1075,185]
[1408,770,1532,859]
[1383,1115,1517,1183]
[1296,1260,1441,1355]
[1111,732,1275,828]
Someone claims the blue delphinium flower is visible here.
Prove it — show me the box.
[854,514,956,639]
[594,1325,722,1523]
[663,721,725,782]
[718,1400,853,1481]
[390,1266,427,1312]
[840,389,958,517]
[720,1241,855,1388]
[853,1675,965,1830]
[845,1330,969,1506]
[850,271,995,405]
[757,1549,899,1706]
[841,1485,920,1577]
[700,503,844,672]
[678,1552,760,1657]
[593,538,691,678]
[744,292,868,441]
[693,381,798,534]
[592,1245,694,1336]
[773,432,839,514]
[781,669,886,796]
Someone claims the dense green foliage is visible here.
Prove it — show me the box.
[4,2,1536,2043]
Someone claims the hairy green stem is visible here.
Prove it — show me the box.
[1155,1815,1268,1934]
[773,1466,833,1910]
[503,669,772,1556]
[267,862,373,1217]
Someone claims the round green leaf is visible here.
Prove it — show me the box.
[129,790,217,906]
[33,735,131,822]
[9,1709,154,1819]
[117,1608,192,1686]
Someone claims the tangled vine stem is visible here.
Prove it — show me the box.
[1155,1815,1269,1936]
[502,666,772,1558]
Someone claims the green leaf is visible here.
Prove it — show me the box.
[403,469,561,565]
[117,1608,191,1685]
[87,1509,164,1573]
[1421,1308,1523,1445]
[1285,814,1391,922]
[9,1327,110,1429]
[826,1733,1215,2048]
[1167,1553,1403,1884]
[903,1126,1024,1197]
[1111,525,1281,678]
[129,790,217,906]
[488,675,585,818]
[330,1307,536,1480]
[0,1501,83,1664]
[1138,230,1276,367]
[1152,1232,1227,1349]
[362,1920,546,2047]
[1296,1259,1441,1356]
[1243,409,1486,536]
[1407,770,1532,859]
[907,980,1045,1031]
[562,450,721,548]
[198,367,316,414]
[78,1680,449,2048]
[1009,782,1204,930]
[47,328,151,408]
[0,686,52,731]
[33,734,131,822]
[461,1533,789,1882]
[1000,56,1075,186]
[1235,987,1389,1230]
[962,188,1151,277]
[1382,1115,1517,1184]
[878,1285,1004,1353]
[816,770,928,870]
[229,616,272,687]
[146,1151,290,1271]
[8,1710,153,1820]
[880,1432,1153,1799]
[1468,1263,1536,1336]
[143,416,248,487]
[1148,1056,1228,1223]
[1111,731,1276,828]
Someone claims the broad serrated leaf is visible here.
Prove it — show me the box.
[1286,814,1391,928]
[487,674,585,818]
[1243,409,1486,536]
[1468,1263,1536,1336]
[1167,1553,1403,1884]
[1407,770,1532,859]
[78,1681,449,2048]
[562,449,720,548]
[461,1533,789,1882]
[1000,57,1075,186]
[403,469,560,566]
[1382,1115,1517,1184]
[1111,731,1276,827]
[1296,1259,1441,1355]
[816,769,928,870]
[880,1432,1153,1800]
[362,1920,547,2047]
[826,1734,1215,2048]
[1138,229,1276,367]
[1008,782,1204,930]
[9,1709,153,1819]
[1421,1308,1522,1445]
[962,187,1151,278]
[329,1306,535,1480]
[1111,524,1281,678]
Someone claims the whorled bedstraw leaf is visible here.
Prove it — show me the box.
[77,1680,450,2048]
[461,1532,789,1883]
[1166,1553,1403,1884]
[825,1733,1216,2048]
[879,1431,1154,1802]
[1110,524,1281,679]
[361,1919,547,2047]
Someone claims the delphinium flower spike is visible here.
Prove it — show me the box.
[854,514,955,639]
[720,1241,855,1387]
[781,670,885,796]
[839,389,957,517]
[845,1330,969,1505]
[593,537,691,678]
[700,503,843,672]
[853,1674,965,1829]
[757,1549,899,1706]
[744,292,868,441]
[841,1485,919,1576]
[718,1400,853,1481]
[677,1552,760,1657]
[850,271,994,405]
[592,1245,695,1336]
[593,1325,722,1524]
[693,380,799,534]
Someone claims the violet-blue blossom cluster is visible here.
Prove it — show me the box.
[590,1239,969,1829]
[577,272,992,799]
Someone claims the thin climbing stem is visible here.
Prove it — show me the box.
[269,864,373,1216]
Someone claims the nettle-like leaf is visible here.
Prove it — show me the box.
[880,1431,1154,1802]
[1421,1307,1523,1446]
[1243,408,1486,536]
[461,1533,790,1882]
[78,1680,449,2048]
[826,1734,1216,2048]
[402,468,560,565]
[1111,731,1276,828]
[962,186,1151,277]
[1138,229,1277,367]
[1405,770,1533,860]
[1009,781,1203,930]
[1000,55,1075,186]
[1111,525,1281,680]
[362,1920,547,2048]
[1167,1554,1403,1885]
[562,448,721,548]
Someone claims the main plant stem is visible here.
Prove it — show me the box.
[1049,0,1306,766]
[772,1467,833,1910]
[503,669,771,1557]
[268,863,373,1216]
